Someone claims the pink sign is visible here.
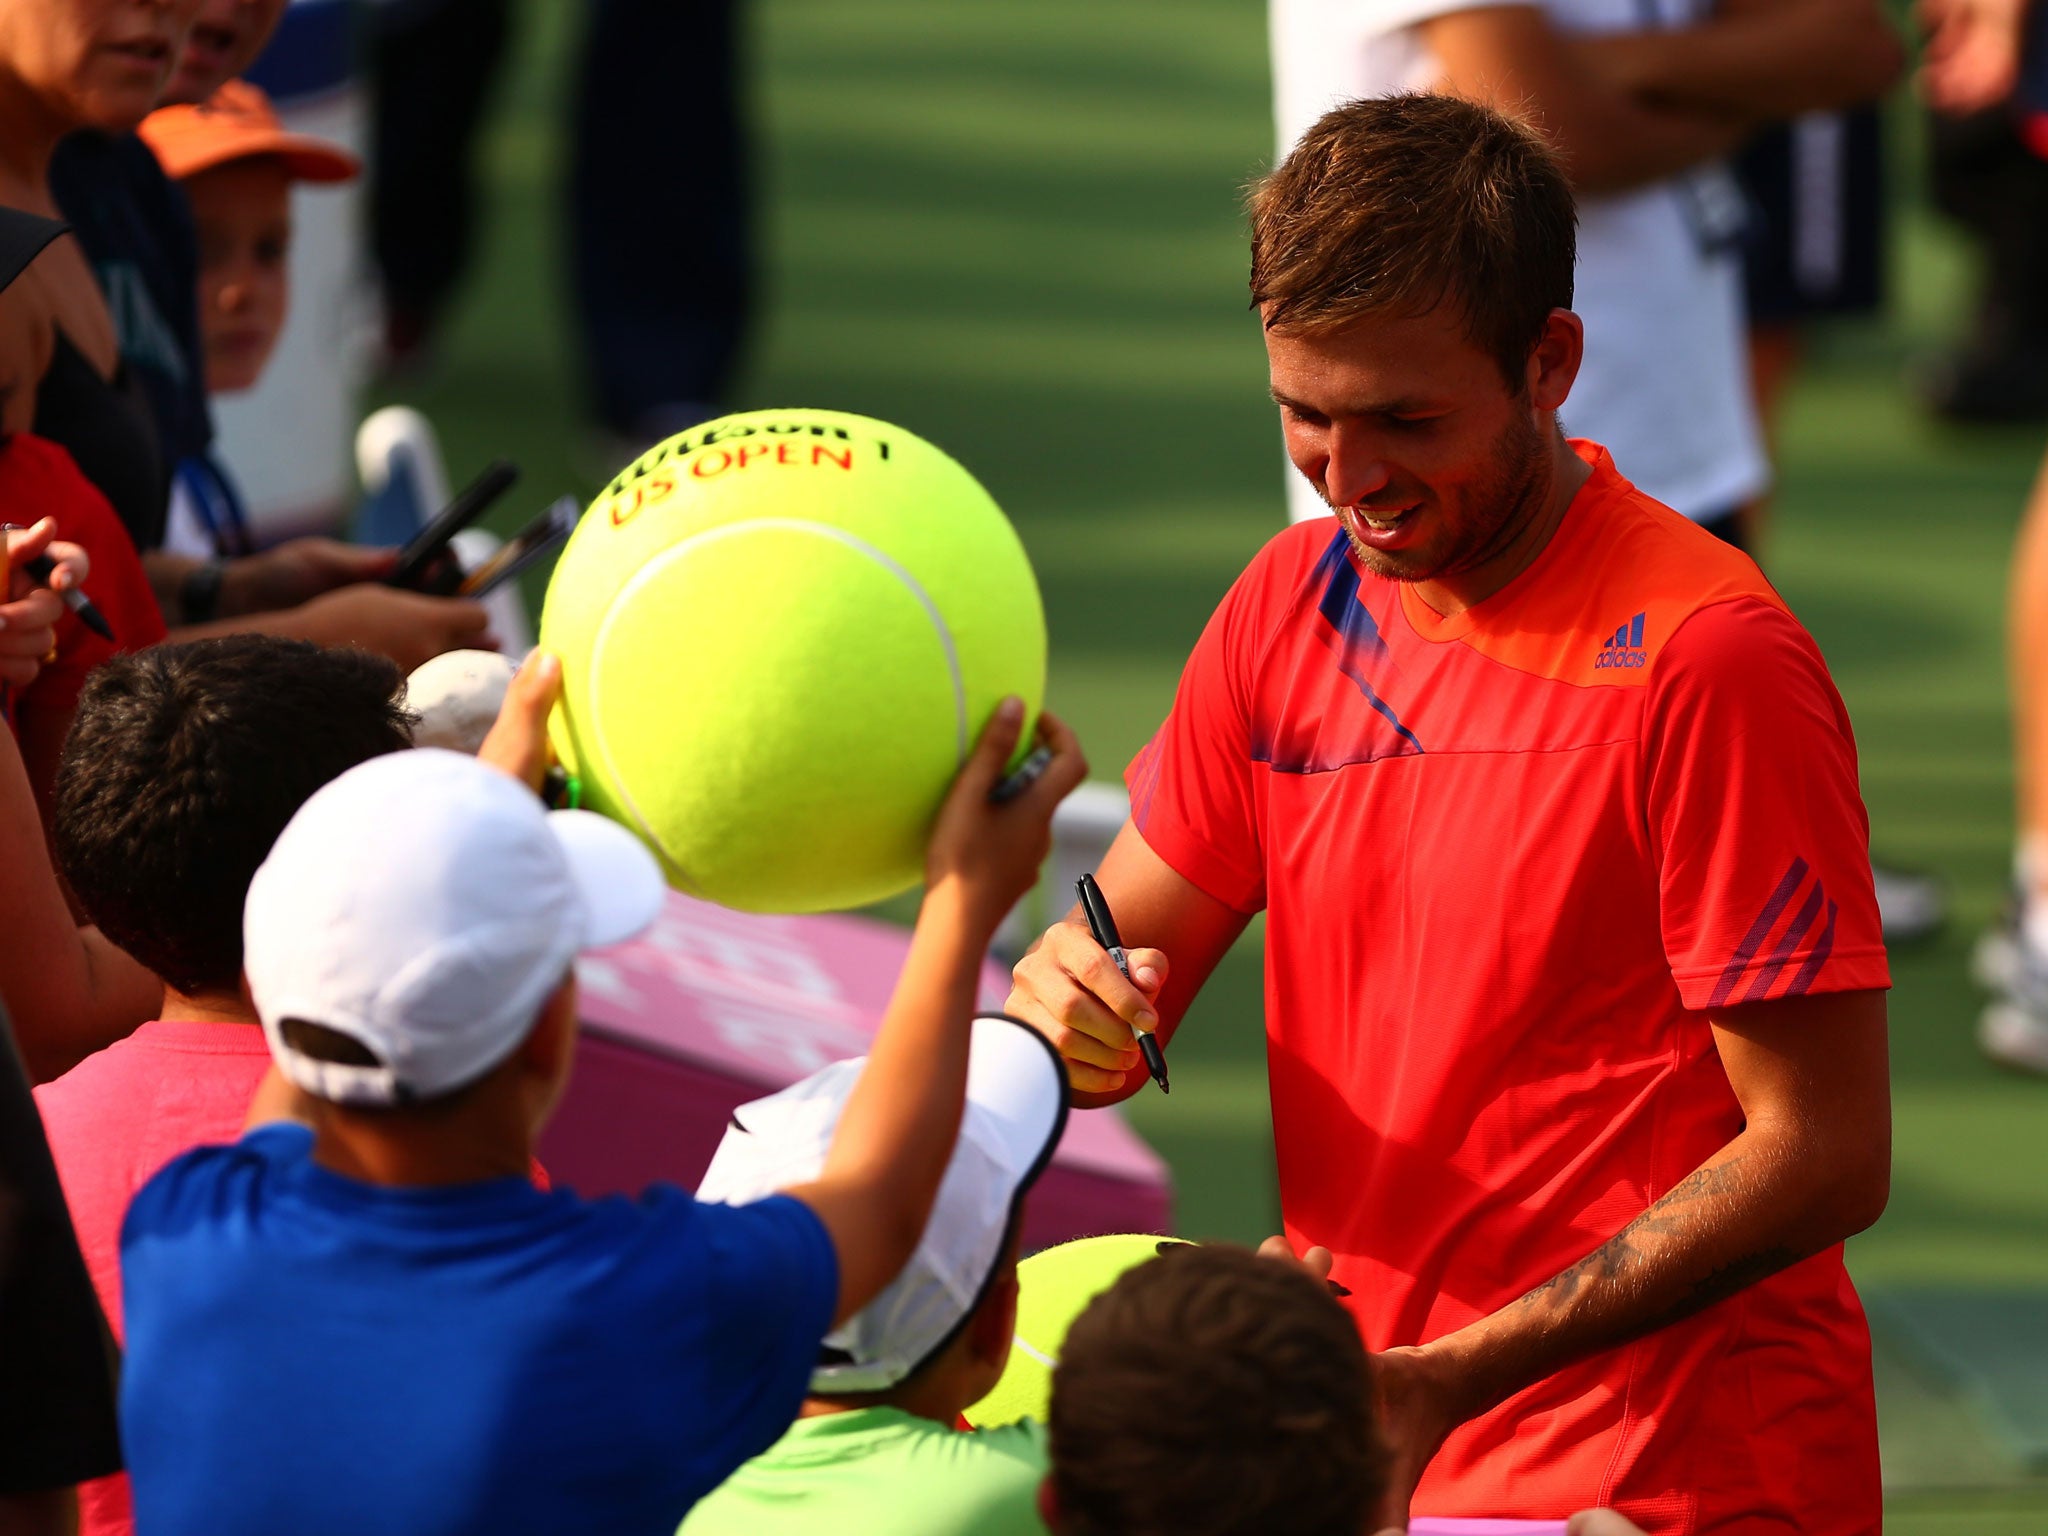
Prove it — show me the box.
[1411,1523,1570,1535]
[540,890,1172,1246]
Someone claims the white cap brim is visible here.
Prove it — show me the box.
[698,1013,1068,1392]
[964,1014,1072,1185]
[547,809,666,948]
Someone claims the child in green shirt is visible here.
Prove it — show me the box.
[683,1013,1069,1536]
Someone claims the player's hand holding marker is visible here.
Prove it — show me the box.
[1007,904,1170,1096]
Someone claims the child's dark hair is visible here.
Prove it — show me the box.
[1049,1243,1386,1536]
[55,636,414,997]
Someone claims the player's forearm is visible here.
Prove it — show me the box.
[1424,1123,1888,1421]
[1569,7,1903,119]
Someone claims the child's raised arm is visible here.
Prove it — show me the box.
[784,699,1084,1324]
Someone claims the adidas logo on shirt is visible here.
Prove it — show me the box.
[1595,612,1648,670]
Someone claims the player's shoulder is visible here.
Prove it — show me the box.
[1213,517,1356,643]
[1524,450,1802,688]
[1242,516,1350,590]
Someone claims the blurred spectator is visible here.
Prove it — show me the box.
[1,197,168,814]
[684,1015,1068,1536]
[44,0,279,519]
[137,79,357,560]
[0,1001,122,1536]
[369,0,750,446]
[4,0,490,665]
[1919,110,2048,421]
[1042,1243,1387,1536]
[1925,0,2048,1068]
[1731,107,1887,553]
[0,0,196,550]
[36,636,413,1536]
[0,217,161,1079]
[161,0,287,107]
[1919,0,2048,420]
[0,520,159,1082]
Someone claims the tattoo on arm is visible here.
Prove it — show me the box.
[1514,1155,1814,1331]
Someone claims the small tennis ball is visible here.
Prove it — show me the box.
[539,408,1046,913]
[963,1234,1193,1429]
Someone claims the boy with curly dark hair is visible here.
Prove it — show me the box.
[1043,1243,1387,1536]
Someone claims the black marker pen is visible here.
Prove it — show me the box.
[1076,873,1169,1095]
[2,524,114,641]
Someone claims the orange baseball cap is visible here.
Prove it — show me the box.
[140,79,359,184]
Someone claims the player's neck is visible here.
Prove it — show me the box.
[1412,431,1590,618]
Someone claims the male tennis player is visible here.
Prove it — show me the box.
[1009,95,1891,1535]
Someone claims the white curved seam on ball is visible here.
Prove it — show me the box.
[584,518,970,873]
[1010,1336,1056,1369]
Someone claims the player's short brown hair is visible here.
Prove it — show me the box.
[1049,1243,1386,1536]
[1249,93,1577,386]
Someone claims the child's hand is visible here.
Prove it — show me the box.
[925,699,1086,927]
[476,651,563,792]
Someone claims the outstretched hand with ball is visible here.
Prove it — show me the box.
[926,698,1084,929]
[475,651,565,791]
[540,408,1051,914]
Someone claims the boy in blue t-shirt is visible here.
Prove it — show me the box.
[117,680,1082,1536]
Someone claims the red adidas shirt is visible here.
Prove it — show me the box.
[1127,444,1889,1534]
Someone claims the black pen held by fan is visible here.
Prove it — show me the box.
[0,523,113,641]
[1075,873,1169,1095]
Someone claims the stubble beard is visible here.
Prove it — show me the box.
[1331,412,1553,585]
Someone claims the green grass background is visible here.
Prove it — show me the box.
[374,2,2048,1525]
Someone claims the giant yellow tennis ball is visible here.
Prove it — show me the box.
[963,1234,1193,1429]
[539,408,1046,914]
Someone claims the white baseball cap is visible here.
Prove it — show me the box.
[699,1013,1069,1394]
[244,748,665,1106]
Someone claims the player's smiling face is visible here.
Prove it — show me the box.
[1265,302,1584,609]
